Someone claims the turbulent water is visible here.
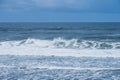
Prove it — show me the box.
[0,22,120,80]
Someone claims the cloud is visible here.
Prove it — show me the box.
[0,0,120,13]
[30,0,90,9]
[0,0,88,11]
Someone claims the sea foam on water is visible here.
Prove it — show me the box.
[0,38,120,57]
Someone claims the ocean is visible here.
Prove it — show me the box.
[0,22,120,80]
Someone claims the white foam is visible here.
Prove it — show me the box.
[0,38,120,57]
[29,66,120,70]
[0,45,120,57]
[1,38,120,49]
[0,65,15,68]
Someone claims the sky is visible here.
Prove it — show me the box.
[0,0,120,22]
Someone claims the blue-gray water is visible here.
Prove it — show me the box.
[0,22,120,80]
[0,22,120,41]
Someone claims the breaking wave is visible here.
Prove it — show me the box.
[0,38,120,49]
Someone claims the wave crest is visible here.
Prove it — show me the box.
[0,38,120,49]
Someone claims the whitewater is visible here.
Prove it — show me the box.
[0,22,120,80]
[0,38,120,57]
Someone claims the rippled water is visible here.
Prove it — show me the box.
[0,22,120,41]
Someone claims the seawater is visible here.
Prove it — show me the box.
[0,22,120,80]
[0,22,120,41]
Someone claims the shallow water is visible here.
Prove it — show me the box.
[0,55,120,80]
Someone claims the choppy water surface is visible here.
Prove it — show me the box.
[0,22,120,79]
[0,56,120,80]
